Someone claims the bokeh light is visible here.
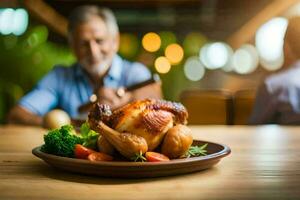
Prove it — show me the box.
[199,42,232,69]
[221,61,234,72]
[0,8,28,36]
[255,17,288,71]
[232,44,259,74]
[154,56,171,74]
[12,9,29,36]
[165,43,184,65]
[183,32,207,56]
[260,55,284,72]
[0,8,14,35]
[142,32,161,52]
[184,56,205,81]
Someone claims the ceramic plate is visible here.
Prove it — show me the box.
[32,140,231,178]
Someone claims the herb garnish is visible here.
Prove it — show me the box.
[131,151,147,162]
[185,143,208,158]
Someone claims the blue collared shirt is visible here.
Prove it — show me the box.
[19,55,151,118]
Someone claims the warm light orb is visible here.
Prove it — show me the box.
[142,32,161,52]
[154,56,171,74]
[165,43,184,64]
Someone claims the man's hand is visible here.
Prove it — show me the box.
[78,82,163,114]
[97,87,132,110]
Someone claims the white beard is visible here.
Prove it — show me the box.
[83,60,111,78]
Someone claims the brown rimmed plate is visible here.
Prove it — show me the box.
[32,140,231,178]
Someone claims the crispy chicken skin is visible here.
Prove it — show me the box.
[88,99,191,159]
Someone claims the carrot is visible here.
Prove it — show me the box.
[74,144,95,159]
[88,152,114,162]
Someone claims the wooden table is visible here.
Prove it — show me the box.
[1,125,300,200]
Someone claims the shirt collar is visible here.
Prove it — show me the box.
[74,55,123,82]
[107,55,123,81]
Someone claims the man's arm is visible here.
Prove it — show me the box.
[7,105,43,126]
[248,83,278,124]
[6,66,63,126]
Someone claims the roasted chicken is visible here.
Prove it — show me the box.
[88,99,193,159]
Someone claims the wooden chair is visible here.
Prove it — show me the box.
[179,89,234,125]
[233,89,256,125]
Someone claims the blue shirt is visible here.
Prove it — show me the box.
[19,55,151,118]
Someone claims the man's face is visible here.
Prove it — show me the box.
[70,16,119,77]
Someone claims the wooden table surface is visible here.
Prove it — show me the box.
[1,124,300,200]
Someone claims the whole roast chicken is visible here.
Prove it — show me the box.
[88,99,193,159]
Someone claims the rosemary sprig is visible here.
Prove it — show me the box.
[131,151,147,162]
[185,143,208,158]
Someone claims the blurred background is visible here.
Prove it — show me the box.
[0,0,299,124]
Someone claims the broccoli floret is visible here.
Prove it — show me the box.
[41,125,82,157]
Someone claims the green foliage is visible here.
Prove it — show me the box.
[0,26,75,92]
[41,125,82,157]
[0,25,75,123]
[80,122,99,150]
[185,143,208,158]
[41,122,101,157]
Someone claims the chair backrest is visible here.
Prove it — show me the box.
[233,89,256,125]
[179,89,233,125]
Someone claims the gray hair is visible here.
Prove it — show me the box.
[68,5,119,36]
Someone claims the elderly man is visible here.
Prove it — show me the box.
[249,16,300,124]
[8,5,161,126]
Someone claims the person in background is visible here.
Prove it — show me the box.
[249,16,300,124]
[8,5,162,126]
